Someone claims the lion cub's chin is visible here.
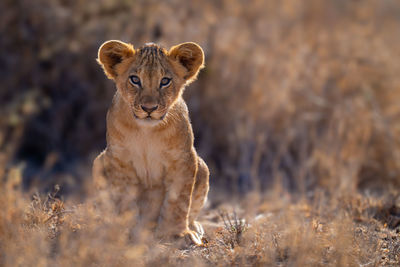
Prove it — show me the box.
[133,115,166,127]
[136,119,162,127]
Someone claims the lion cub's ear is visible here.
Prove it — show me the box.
[97,40,135,80]
[168,42,204,83]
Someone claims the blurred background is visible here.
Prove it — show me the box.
[1,0,400,198]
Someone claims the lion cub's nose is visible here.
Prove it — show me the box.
[141,104,158,114]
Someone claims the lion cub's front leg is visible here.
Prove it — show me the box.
[157,154,202,245]
[92,150,140,216]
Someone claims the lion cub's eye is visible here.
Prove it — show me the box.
[129,75,141,86]
[160,77,171,88]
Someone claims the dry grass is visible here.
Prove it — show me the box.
[1,0,400,266]
[1,173,399,266]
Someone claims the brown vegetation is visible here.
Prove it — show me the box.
[1,0,400,266]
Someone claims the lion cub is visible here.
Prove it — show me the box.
[92,40,209,245]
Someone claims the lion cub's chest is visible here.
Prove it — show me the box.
[122,129,168,187]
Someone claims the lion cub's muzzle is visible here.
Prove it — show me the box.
[133,103,167,122]
[141,103,158,114]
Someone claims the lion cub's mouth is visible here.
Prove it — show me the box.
[133,112,167,123]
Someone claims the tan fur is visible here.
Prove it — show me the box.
[93,40,209,245]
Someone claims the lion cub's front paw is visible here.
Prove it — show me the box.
[190,221,205,238]
[182,229,203,246]
[156,227,204,247]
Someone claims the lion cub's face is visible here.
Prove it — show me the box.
[97,41,204,124]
